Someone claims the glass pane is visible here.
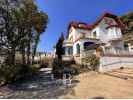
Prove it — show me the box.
[76,44,80,54]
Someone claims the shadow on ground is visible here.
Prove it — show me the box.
[0,69,79,99]
[92,96,105,99]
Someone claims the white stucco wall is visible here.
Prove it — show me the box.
[68,27,91,43]
[73,28,91,42]
[73,38,97,56]
[73,40,82,55]
[108,27,122,40]
[92,17,122,43]
[68,27,75,42]
[99,56,133,72]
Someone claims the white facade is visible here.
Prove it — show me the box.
[63,13,125,64]
[92,17,122,43]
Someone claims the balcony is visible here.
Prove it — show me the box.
[62,55,74,61]
[103,49,133,57]
[108,37,122,42]
[63,40,73,47]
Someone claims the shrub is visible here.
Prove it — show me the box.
[0,64,38,85]
[89,54,100,71]
[41,57,53,68]
[40,63,48,68]
[32,64,41,69]
[30,64,40,74]
[14,64,33,80]
[82,54,99,71]
[64,65,80,76]
[0,64,17,85]
[52,58,64,79]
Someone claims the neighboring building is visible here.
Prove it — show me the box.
[34,52,54,64]
[63,13,126,64]
[127,41,133,52]
[128,43,133,52]
[123,33,133,52]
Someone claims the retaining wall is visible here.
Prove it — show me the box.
[99,56,133,72]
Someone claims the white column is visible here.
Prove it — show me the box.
[112,47,117,54]
[80,41,84,57]
[65,47,68,56]
[101,46,105,54]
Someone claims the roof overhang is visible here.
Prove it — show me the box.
[108,38,123,42]
[63,41,73,47]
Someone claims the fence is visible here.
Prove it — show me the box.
[99,56,133,72]
[80,49,133,72]
[103,49,133,57]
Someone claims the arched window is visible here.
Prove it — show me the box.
[76,44,80,54]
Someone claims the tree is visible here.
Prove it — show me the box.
[0,0,48,65]
[52,33,65,79]
[21,0,48,64]
[56,33,64,60]
[32,11,48,63]
[0,1,18,65]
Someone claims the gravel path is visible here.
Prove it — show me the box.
[0,68,76,99]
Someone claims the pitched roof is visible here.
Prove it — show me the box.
[67,12,125,37]
[91,12,125,29]
[68,21,92,31]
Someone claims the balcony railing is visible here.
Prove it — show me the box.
[62,55,74,61]
[103,49,133,57]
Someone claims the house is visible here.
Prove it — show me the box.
[63,13,126,64]
[124,38,133,52]
[128,43,133,52]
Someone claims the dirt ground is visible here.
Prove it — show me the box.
[60,68,133,99]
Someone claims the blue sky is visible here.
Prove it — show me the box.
[36,0,133,52]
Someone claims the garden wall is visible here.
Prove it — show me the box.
[99,56,133,72]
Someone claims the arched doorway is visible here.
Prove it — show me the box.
[84,42,94,50]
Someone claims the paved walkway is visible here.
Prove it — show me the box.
[60,69,133,99]
[0,68,75,99]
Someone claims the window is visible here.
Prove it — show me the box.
[76,44,80,54]
[105,47,110,52]
[93,31,97,38]
[68,47,73,55]
[124,43,128,50]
